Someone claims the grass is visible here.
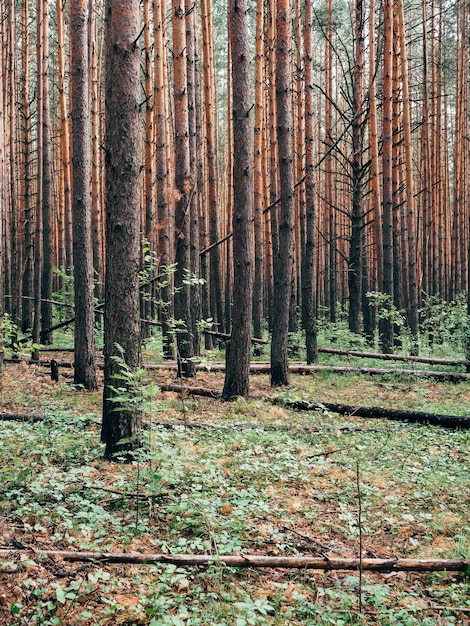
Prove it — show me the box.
[0,351,469,625]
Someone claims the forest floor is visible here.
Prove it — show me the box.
[0,349,469,625]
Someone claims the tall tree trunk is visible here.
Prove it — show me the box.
[172,0,196,377]
[153,0,174,358]
[0,37,5,386]
[101,0,143,460]
[89,0,104,309]
[40,0,54,344]
[368,0,382,296]
[222,0,253,400]
[325,0,336,323]
[267,0,278,330]
[33,0,44,356]
[20,0,33,332]
[142,0,154,338]
[396,0,419,353]
[186,0,201,356]
[70,0,97,390]
[56,0,73,273]
[379,0,394,354]
[348,0,366,335]
[201,0,223,334]
[252,0,265,353]
[271,0,295,386]
[302,0,317,364]
[7,0,19,338]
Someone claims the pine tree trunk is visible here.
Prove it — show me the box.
[348,0,365,335]
[153,0,173,358]
[252,0,265,354]
[0,38,5,386]
[20,0,33,332]
[70,0,97,390]
[271,0,295,386]
[302,0,317,364]
[186,0,201,356]
[379,0,394,354]
[222,0,253,400]
[40,0,54,345]
[172,0,196,377]
[101,0,143,460]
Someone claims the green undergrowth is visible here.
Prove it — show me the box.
[0,365,469,624]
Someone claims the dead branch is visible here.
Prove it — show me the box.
[0,549,468,572]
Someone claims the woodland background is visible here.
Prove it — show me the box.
[1,0,469,361]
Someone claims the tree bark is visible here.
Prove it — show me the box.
[101,0,143,460]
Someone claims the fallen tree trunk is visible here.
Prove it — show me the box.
[9,358,469,381]
[0,412,47,423]
[159,383,220,398]
[147,361,470,381]
[203,330,269,345]
[274,398,470,429]
[0,549,468,572]
[317,347,467,367]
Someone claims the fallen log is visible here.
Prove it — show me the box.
[0,549,468,572]
[11,358,468,382]
[147,361,470,381]
[0,412,47,423]
[274,398,470,429]
[203,330,269,345]
[159,383,220,398]
[318,347,467,367]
